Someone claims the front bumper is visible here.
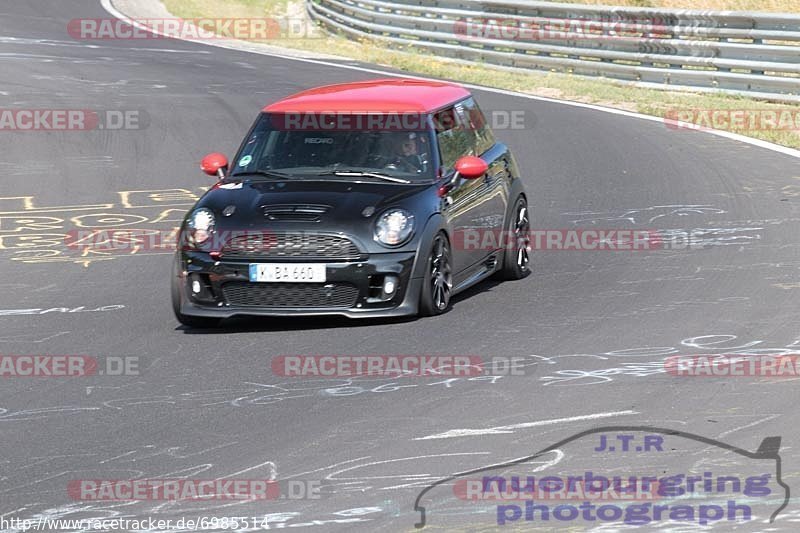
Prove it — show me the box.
[173,250,421,319]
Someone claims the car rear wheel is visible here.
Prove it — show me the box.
[171,260,221,329]
[497,195,531,280]
[419,233,453,316]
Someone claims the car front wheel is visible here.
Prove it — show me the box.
[419,233,453,316]
[497,195,531,280]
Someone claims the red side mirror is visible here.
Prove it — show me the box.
[454,156,488,179]
[201,153,228,178]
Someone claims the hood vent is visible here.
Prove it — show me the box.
[262,204,330,222]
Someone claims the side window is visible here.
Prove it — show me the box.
[461,97,496,155]
[433,104,476,173]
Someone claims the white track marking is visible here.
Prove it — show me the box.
[414,410,638,440]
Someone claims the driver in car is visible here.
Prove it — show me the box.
[387,132,425,173]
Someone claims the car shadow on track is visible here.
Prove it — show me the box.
[175,314,417,333]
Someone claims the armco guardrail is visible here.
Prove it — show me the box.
[306,0,800,103]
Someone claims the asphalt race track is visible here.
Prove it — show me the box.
[1,1,800,531]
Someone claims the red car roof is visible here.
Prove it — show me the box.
[263,78,471,114]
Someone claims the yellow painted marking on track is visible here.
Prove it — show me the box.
[118,188,200,208]
[0,188,206,266]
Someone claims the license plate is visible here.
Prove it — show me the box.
[249,263,327,283]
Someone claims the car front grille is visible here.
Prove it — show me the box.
[262,204,330,222]
[221,233,361,260]
[222,281,359,308]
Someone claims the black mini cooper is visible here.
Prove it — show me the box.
[172,79,530,327]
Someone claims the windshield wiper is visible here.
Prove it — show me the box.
[231,170,291,180]
[317,170,410,184]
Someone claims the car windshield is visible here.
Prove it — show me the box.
[229,113,438,181]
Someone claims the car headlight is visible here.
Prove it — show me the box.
[187,208,215,245]
[375,209,414,246]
